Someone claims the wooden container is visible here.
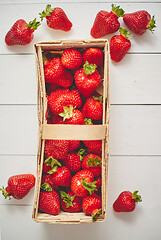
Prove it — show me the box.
[32,39,110,223]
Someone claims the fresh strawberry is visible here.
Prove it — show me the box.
[5,18,40,46]
[59,105,85,125]
[41,173,59,190]
[54,69,73,88]
[95,176,102,190]
[64,151,83,172]
[61,48,82,69]
[110,28,132,62]
[44,57,65,83]
[39,190,60,215]
[71,170,97,197]
[90,4,125,38]
[123,10,156,35]
[52,166,71,187]
[82,95,103,120]
[44,140,69,159]
[39,4,72,31]
[0,174,35,200]
[113,190,142,212]
[75,61,101,97]
[82,154,102,177]
[42,157,62,174]
[82,193,102,221]
[48,88,82,115]
[83,140,102,155]
[69,140,80,151]
[51,115,64,124]
[46,83,61,96]
[60,191,82,213]
[83,48,104,66]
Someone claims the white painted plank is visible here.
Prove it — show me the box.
[0,105,161,155]
[0,54,161,105]
[0,3,160,54]
[1,0,160,3]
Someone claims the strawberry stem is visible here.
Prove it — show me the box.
[93,95,103,103]
[92,208,102,222]
[0,186,11,200]
[78,148,87,161]
[119,28,133,39]
[39,4,54,21]
[41,183,52,192]
[25,18,41,31]
[59,105,74,121]
[147,16,156,33]
[132,190,142,203]
[83,61,97,75]
[81,178,97,195]
[84,118,93,125]
[87,156,102,167]
[45,157,61,174]
[60,191,75,208]
[111,4,125,18]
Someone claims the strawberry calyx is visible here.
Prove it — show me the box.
[93,95,103,103]
[87,156,102,167]
[39,4,54,21]
[45,157,62,174]
[92,208,102,222]
[41,183,52,192]
[83,61,97,75]
[81,178,97,195]
[59,105,75,121]
[78,148,87,161]
[0,186,12,200]
[60,191,75,208]
[132,190,142,203]
[119,28,133,39]
[84,118,93,125]
[25,18,41,31]
[147,16,156,33]
[111,4,125,18]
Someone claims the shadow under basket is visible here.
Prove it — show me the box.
[32,39,110,224]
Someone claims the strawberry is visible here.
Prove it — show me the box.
[75,61,101,97]
[39,190,60,215]
[82,95,103,120]
[44,140,69,159]
[90,4,125,38]
[123,10,156,35]
[83,48,104,66]
[64,151,83,172]
[51,115,64,124]
[41,173,59,190]
[0,174,35,200]
[110,28,132,62]
[46,83,61,96]
[82,193,102,221]
[60,191,82,213]
[113,190,142,212]
[44,57,65,83]
[52,166,71,187]
[5,18,40,46]
[82,154,102,177]
[59,105,85,125]
[61,48,82,70]
[71,170,97,197]
[95,176,102,190]
[39,4,72,31]
[42,157,62,174]
[83,140,102,155]
[48,88,82,115]
[69,140,80,151]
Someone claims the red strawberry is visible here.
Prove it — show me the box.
[71,170,97,197]
[75,61,101,97]
[0,174,35,200]
[82,95,103,120]
[54,69,73,88]
[82,193,102,221]
[52,166,71,187]
[69,140,80,151]
[44,140,69,159]
[46,83,61,96]
[60,191,82,213]
[5,18,40,46]
[41,173,59,190]
[42,157,62,174]
[44,57,65,83]
[83,48,104,66]
[48,88,82,115]
[51,115,64,124]
[90,4,125,38]
[113,190,142,212]
[64,151,83,172]
[82,154,102,177]
[59,105,85,125]
[110,28,132,62]
[83,140,102,155]
[95,176,102,190]
[39,5,72,31]
[39,190,60,215]
[123,11,156,35]
[61,48,82,69]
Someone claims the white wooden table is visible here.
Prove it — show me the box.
[0,1,161,239]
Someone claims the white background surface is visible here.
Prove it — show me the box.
[0,1,161,239]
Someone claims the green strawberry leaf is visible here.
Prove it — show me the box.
[26,18,41,30]
[83,61,97,75]
[41,183,52,192]
[132,190,142,203]
[119,28,133,39]
[147,16,156,33]
[84,118,93,125]
[93,95,103,103]
[39,4,54,21]
[0,186,11,200]
[92,208,102,222]
[59,105,74,121]
[81,178,97,195]
[111,4,125,17]
[87,156,102,167]
[60,191,75,208]
[78,148,87,161]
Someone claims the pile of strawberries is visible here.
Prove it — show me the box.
[38,46,104,221]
